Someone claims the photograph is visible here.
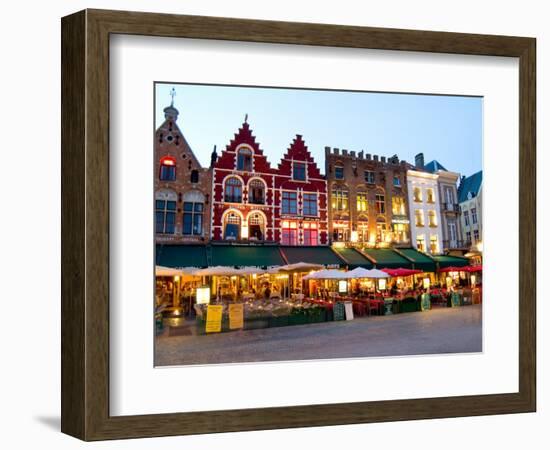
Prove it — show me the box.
[153,82,484,367]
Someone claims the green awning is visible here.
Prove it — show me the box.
[433,255,470,269]
[332,247,374,269]
[360,248,413,269]
[396,248,436,272]
[210,245,285,268]
[280,246,345,268]
[155,244,207,268]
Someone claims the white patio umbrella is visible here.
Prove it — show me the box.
[303,269,345,280]
[278,262,324,272]
[194,266,242,277]
[155,266,184,277]
[237,266,266,275]
[345,267,372,279]
[364,268,391,279]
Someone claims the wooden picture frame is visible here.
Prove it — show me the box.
[61,9,536,441]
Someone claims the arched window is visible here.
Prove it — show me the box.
[182,191,204,236]
[190,169,199,184]
[376,217,387,243]
[248,212,265,241]
[224,177,242,203]
[159,157,176,181]
[223,212,241,240]
[236,147,252,171]
[155,190,177,234]
[248,179,265,204]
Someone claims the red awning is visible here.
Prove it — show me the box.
[463,265,483,272]
[382,267,423,277]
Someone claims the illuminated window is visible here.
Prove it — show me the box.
[416,235,426,252]
[248,212,265,241]
[375,193,385,214]
[357,220,369,242]
[236,147,252,171]
[426,188,435,203]
[356,191,368,212]
[333,223,349,242]
[376,218,387,242]
[159,157,176,181]
[392,222,409,243]
[224,177,242,203]
[282,191,298,214]
[413,187,422,202]
[303,193,318,216]
[332,188,349,211]
[334,165,344,180]
[428,210,437,227]
[303,222,318,246]
[224,212,241,240]
[293,162,306,181]
[415,209,425,227]
[392,196,405,215]
[281,220,298,245]
[249,179,265,205]
[429,235,439,254]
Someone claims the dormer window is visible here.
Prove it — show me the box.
[159,157,176,181]
[293,162,306,181]
[237,147,252,171]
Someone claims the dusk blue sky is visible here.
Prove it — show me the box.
[155,83,482,178]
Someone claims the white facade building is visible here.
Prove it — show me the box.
[406,170,444,255]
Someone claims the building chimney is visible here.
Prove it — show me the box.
[415,153,425,169]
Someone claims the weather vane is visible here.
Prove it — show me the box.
[170,87,176,106]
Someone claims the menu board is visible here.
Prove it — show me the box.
[451,292,461,308]
[333,302,346,321]
[421,293,431,311]
[344,301,354,320]
[205,305,223,333]
[229,303,244,329]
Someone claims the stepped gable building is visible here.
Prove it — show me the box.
[154,95,211,243]
[211,119,329,245]
[274,135,329,245]
[325,147,412,246]
[211,119,277,242]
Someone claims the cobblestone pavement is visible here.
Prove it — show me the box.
[155,305,482,366]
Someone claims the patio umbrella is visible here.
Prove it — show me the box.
[194,266,242,277]
[463,264,482,272]
[364,268,390,279]
[155,266,184,277]
[237,266,266,275]
[382,268,423,277]
[303,269,345,280]
[346,267,372,279]
[278,262,324,272]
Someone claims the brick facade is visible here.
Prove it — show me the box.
[154,104,211,244]
[325,147,412,246]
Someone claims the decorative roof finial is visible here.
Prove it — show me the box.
[244,113,248,124]
[170,87,176,107]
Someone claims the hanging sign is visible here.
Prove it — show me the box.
[229,303,244,329]
[205,305,223,333]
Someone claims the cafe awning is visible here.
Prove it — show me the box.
[433,255,470,269]
[210,245,285,268]
[396,248,436,272]
[155,244,207,269]
[360,248,413,269]
[280,246,345,267]
[331,247,374,269]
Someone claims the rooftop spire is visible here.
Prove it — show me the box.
[244,113,248,124]
[163,87,179,120]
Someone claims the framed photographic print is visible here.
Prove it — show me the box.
[61,9,536,441]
